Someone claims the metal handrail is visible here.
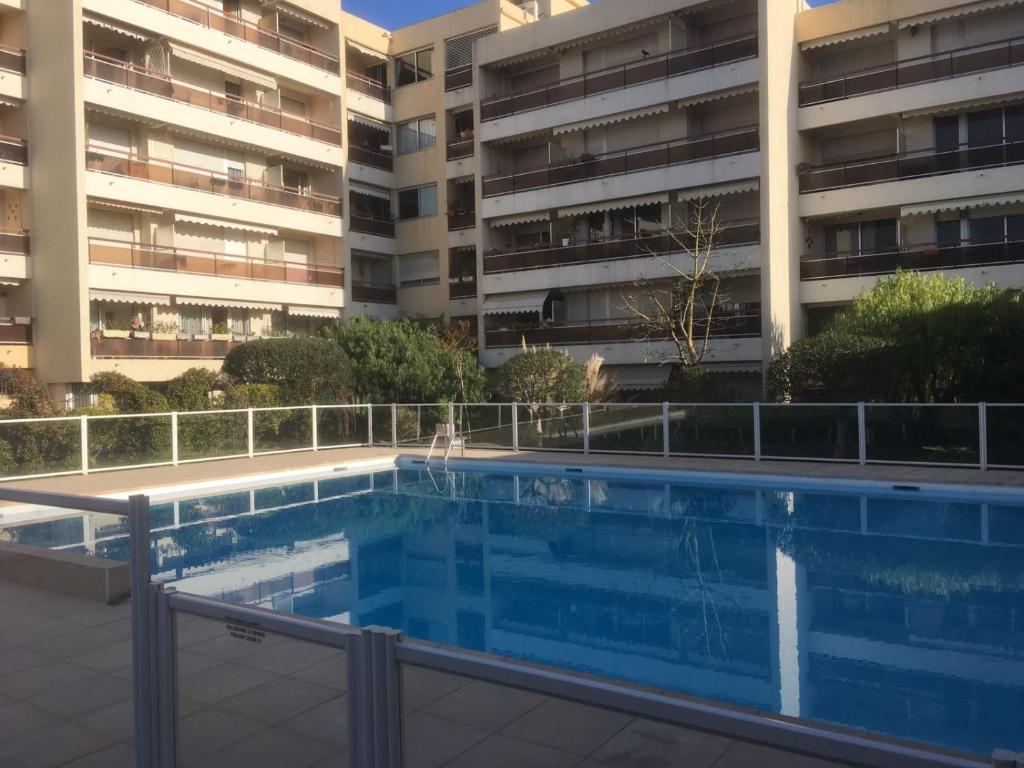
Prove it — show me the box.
[800,238,1024,279]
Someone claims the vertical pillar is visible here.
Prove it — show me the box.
[80,415,89,475]
[979,402,988,471]
[128,494,154,768]
[170,412,179,465]
[368,406,374,447]
[662,402,670,457]
[753,402,762,461]
[583,403,590,454]
[511,402,519,452]
[311,405,318,451]
[246,409,254,457]
[857,402,867,465]
[391,404,398,448]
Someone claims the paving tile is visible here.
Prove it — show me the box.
[0,615,86,646]
[423,679,546,732]
[175,707,265,764]
[0,658,97,701]
[289,654,348,692]
[589,719,733,768]
[0,647,54,676]
[310,750,349,768]
[189,726,338,768]
[75,698,136,742]
[279,695,349,748]
[178,661,278,706]
[28,672,132,720]
[401,712,489,768]
[0,700,62,737]
[443,733,580,768]
[30,625,124,660]
[59,742,134,768]
[175,649,227,678]
[0,719,123,768]
[65,640,133,673]
[499,698,632,756]
[215,675,338,725]
[711,742,852,768]
[237,638,343,676]
[401,666,473,712]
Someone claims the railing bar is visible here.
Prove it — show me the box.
[0,487,132,515]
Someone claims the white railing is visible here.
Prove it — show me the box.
[0,401,1019,482]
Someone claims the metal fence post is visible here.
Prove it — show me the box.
[857,402,867,465]
[80,415,89,475]
[170,412,179,466]
[448,402,455,435]
[370,628,402,767]
[391,404,398,448]
[311,405,319,451]
[246,408,254,458]
[583,403,590,454]
[752,402,761,461]
[155,586,177,768]
[368,405,374,447]
[128,494,155,768]
[662,402,670,458]
[979,402,988,471]
[512,402,519,452]
[347,630,373,768]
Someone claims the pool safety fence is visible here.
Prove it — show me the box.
[0,401,1018,482]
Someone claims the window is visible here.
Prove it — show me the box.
[398,184,437,219]
[968,215,1005,245]
[179,307,208,335]
[283,168,309,192]
[222,0,240,17]
[824,219,897,255]
[396,116,437,155]
[224,80,242,102]
[229,310,250,336]
[396,47,433,86]
[279,22,307,43]
[399,251,440,286]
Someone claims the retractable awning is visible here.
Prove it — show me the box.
[177,297,282,311]
[678,84,757,109]
[273,3,331,29]
[288,305,342,318]
[800,23,890,51]
[174,213,278,236]
[676,179,759,201]
[897,0,1024,28]
[168,43,276,90]
[901,193,1024,217]
[480,290,549,316]
[350,183,390,201]
[552,104,670,136]
[559,193,668,219]
[489,212,550,228]
[83,15,150,41]
[348,112,390,132]
[347,40,388,60]
[903,93,1024,119]
[90,289,171,306]
[93,200,165,215]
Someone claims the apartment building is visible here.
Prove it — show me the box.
[5,0,1023,399]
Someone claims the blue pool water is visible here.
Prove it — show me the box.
[6,464,1024,756]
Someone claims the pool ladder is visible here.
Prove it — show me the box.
[426,422,463,466]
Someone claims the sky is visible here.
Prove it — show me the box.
[341,0,839,32]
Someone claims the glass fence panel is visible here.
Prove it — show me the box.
[516,404,585,450]
[0,508,131,560]
[177,411,248,461]
[252,408,313,454]
[0,418,82,478]
[588,404,664,454]
[759,405,859,461]
[395,405,448,446]
[865,404,979,465]
[371,405,394,446]
[87,414,173,470]
[317,405,368,448]
[456,404,514,449]
[985,405,1024,467]
[173,611,349,767]
[667,405,754,456]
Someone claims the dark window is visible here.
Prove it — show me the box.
[396,48,433,86]
[969,216,1005,245]
[860,219,898,253]
[1008,214,1024,242]
[936,218,961,247]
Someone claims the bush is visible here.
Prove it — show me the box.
[222,337,349,405]
[86,372,171,468]
[165,368,224,412]
[491,346,585,404]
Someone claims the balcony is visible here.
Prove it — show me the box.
[445,65,473,93]
[84,52,342,146]
[801,239,1024,280]
[91,335,241,359]
[348,146,393,172]
[351,282,397,304]
[446,138,474,161]
[480,34,757,122]
[349,214,395,238]
[0,317,31,345]
[447,211,475,231]
[85,147,342,217]
[449,279,477,299]
[799,139,1024,193]
[88,238,343,286]
[0,43,24,75]
[484,305,761,348]
[134,0,339,73]
[482,126,758,198]
[483,220,760,274]
[346,71,391,104]
[0,229,28,255]
[0,134,26,165]
[799,35,1024,107]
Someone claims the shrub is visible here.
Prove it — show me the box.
[222,337,349,405]
[491,345,585,404]
[165,368,224,412]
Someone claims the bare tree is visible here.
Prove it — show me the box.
[620,197,738,370]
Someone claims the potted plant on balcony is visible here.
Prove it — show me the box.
[211,321,232,342]
[152,321,179,341]
[556,216,580,247]
[101,318,132,339]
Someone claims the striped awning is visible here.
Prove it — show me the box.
[83,15,150,41]
[800,23,891,51]
[488,212,550,228]
[903,93,1024,119]
[168,43,276,90]
[350,183,390,201]
[347,112,390,132]
[288,305,342,319]
[480,290,549,316]
[553,104,670,136]
[177,297,282,311]
[676,179,759,201]
[559,193,668,219]
[346,40,388,60]
[92,200,165,215]
[174,213,278,236]
[273,3,331,29]
[90,289,171,306]
[901,193,1024,217]
[678,84,757,109]
[897,0,1024,28]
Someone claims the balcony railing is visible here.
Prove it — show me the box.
[351,282,397,303]
[346,71,391,104]
[88,238,344,287]
[445,65,473,92]
[480,33,757,121]
[484,220,760,274]
[0,135,27,165]
[485,306,761,348]
[482,126,759,197]
[799,35,1024,107]
[85,146,343,217]
[349,214,395,238]
[801,239,1024,280]
[446,138,474,161]
[0,317,31,345]
[135,0,340,73]
[91,335,241,359]
[0,43,25,75]
[348,145,394,171]
[448,211,475,231]
[799,139,1024,193]
[449,279,477,299]
[84,52,342,146]
[0,229,29,255]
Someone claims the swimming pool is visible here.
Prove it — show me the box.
[5,461,1024,757]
